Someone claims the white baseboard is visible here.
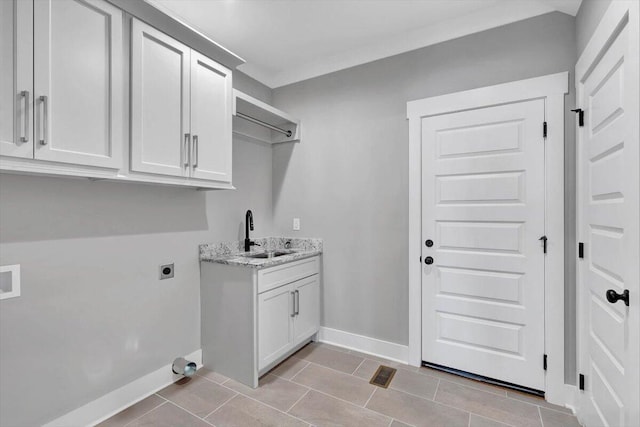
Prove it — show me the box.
[43,349,202,427]
[564,384,578,415]
[317,327,409,365]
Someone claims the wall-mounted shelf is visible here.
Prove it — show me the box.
[233,89,300,144]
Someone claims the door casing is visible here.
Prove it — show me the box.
[407,72,568,405]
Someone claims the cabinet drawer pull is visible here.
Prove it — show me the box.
[291,291,296,317]
[20,91,29,143]
[39,95,48,145]
[184,133,190,167]
[295,290,300,316]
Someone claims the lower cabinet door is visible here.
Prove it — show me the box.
[258,284,294,371]
[293,275,320,345]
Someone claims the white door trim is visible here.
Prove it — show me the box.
[407,72,568,405]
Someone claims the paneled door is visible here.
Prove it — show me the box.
[576,2,639,426]
[258,285,294,371]
[190,51,232,183]
[131,18,190,177]
[33,0,122,168]
[421,99,546,391]
[0,0,33,158]
[293,275,320,343]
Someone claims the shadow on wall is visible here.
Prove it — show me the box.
[0,173,209,243]
[272,142,295,206]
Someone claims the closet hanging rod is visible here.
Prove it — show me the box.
[236,112,292,138]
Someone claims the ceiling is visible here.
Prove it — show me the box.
[149,0,582,88]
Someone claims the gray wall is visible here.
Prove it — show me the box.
[0,71,274,427]
[272,12,577,380]
[0,10,595,425]
[576,0,613,57]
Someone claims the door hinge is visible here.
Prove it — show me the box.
[539,236,548,254]
[571,108,584,127]
[579,374,585,390]
[578,242,584,258]
[543,354,548,371]
[543,121,548,138]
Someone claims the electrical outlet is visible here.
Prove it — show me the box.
[160,263,174,280]
[293,218,300,231]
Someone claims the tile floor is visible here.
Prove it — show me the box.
[99,342,582,427]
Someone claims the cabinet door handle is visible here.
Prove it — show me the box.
[290,291,296,317]
[192,135,198,168]
[183,133,190,167]
[295,290,300,316]
[20,91,29,143]
[39,95,48,145]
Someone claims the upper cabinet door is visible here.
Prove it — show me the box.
[131,19,190,177]
[33,0,123,168]
[0,0,33,158]
[190,51,232,183]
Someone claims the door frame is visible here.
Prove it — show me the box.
[406,72,568,405]
[574,1,640,424]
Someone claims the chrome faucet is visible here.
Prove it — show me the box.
[245,210,256,252]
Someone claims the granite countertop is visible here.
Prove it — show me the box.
[199,237,322,269]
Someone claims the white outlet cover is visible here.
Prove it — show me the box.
[293,218,300,231]
[0,265,20,300]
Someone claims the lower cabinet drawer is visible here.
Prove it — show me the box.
[258,256,319,294]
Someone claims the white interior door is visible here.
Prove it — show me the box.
[130,18,190,177]
[576,2,640,426]
[0,0,33,158]
[33,0,122,168]
[190,51,232,183]
[421,99,546,391]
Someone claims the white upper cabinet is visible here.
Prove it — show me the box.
[190,51,232,183]
[0,0,33,159]
[1,0,237,188]
[130,19,190,177]
[130,19,232,183]
[33,0,123,168]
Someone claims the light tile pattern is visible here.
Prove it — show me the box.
[101,343,581,427]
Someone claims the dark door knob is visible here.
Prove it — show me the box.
[425,239,433,247]
[424,256,434,265]
[606,289,629,306]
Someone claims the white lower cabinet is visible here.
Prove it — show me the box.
[292,276,321,344]
[258,275,320,371]
[201,255,321,388]
[258,284,295,370]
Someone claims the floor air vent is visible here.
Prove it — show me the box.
[369,365,397,388]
